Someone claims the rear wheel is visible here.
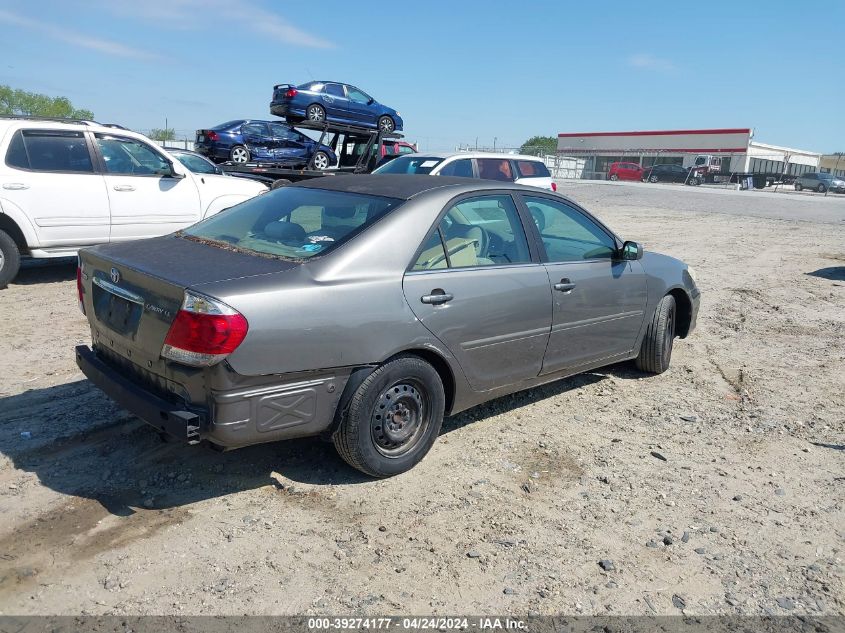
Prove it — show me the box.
[0,229,21,288]
[795,183,803,191]
[378,116,395,133]
[312,150,331,170]
[306,104,326,123]
[609,174,619,181]
[635,294,676,374]
[333,355,445,477]
[817,183,826,193]
[649,174,659,183]
[229,145,250,163]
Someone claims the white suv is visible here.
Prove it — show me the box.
[0,117,268,286]
[373,152,556,191]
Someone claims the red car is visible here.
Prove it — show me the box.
[608,161,644,181]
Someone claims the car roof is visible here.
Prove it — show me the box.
[0,117,155,143]
[291,173,534,200]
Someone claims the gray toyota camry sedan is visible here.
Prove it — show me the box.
[76,174,700,477]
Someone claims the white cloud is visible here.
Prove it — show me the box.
[0,9,161,60]
[97,0,335,49]
[627,53,677,73]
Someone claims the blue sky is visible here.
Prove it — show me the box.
[1,0,842,152]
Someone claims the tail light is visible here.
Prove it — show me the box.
[161,291,248,367]
[285,88,297,98]
[76,258,85,315]
[550,182,557,192]
[206,130,219,141]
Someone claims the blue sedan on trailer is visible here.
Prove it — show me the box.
[270,81,403,133]
[194,119,337,168]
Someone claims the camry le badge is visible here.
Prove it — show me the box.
[110,267,120,284]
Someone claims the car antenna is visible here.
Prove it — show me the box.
[305,67,314,80]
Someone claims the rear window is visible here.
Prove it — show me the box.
[211,120,242,131]
[373,155,444,175]
[5,130,94,173]
[182,187,403,260]
[514,160,550,178]
[297,82,324,91]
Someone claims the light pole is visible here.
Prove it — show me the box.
[493,137,497,151]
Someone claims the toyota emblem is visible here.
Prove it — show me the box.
[110,267,120,284]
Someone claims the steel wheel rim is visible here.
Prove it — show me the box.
[313,153,329,170]
[232,147,248,163]
[663,305,675,364]
[308,106,324,121]
[372,380,429,458]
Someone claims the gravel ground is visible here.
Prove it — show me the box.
[0,182,842,616]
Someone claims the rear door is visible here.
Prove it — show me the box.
[476,158,516,183]
[519,194,647,374]
[322,83,350,122]
[240,122,273,157]
[269,123,309,162]
[1,128,110,247]
[402,192,551,392]
[94,133,202,242]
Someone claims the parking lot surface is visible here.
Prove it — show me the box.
[0,182,842,616]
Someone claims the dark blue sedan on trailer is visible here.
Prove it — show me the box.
[270,81,403,133]
[194,119,337,168]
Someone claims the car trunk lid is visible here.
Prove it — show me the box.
[79,234,300,372]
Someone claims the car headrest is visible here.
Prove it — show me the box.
[323,205,357,219]
[264,221,306,244]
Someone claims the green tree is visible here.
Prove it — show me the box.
[149,127,176,141]
[0,85,94,119]
[519,135,557,156]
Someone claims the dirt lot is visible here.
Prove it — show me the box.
[0,182,842,617]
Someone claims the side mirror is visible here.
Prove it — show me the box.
[620,240,643,261]
[167,161,186,179]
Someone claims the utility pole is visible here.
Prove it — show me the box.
[493,137,497,151]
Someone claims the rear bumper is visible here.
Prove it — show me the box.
[270,102,302,118]
[76,345,203,444]
[76,344,351,449]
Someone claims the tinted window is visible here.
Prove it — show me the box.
[476,158,514,182]
[173,152,217,174]
[514,160,550,178]
[270,123,297,139]
[183,188,402,260]
[346,87,371,104]
[242,122,270,137]
[6,130,93,173]
[438,159,473,177]
[398,145,415,155]
[373,155,444,174]
[324,83,345,98]
[297,82,324,91]
[524,197,616,262]
[96,135,171,176]
[434,195,531,267]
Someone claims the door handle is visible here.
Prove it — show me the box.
[554,278,577,293]
[420,289,453,305]
[2,183,29,190]
[113,184,135,192]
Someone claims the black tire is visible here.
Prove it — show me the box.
[270,178,292,190]
[649,174,659,183]
[333,355,445,477]
[687,177,700,186]
[817,183,826,193]
[0,229,21,288]
[635,294,676,374]
[229,145,250,163]
[311,150,331,170]
[306,104,326,123]
[795,183,803,191]
[377,116,395,133]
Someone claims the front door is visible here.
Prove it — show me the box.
[1,128,110,248]
[94,134,202,242]
[402,193,551,392]
[519,195,647,374]
[344,86,375,126]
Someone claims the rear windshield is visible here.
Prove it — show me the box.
[181,187,403,260]
[514,160,551,178]
[211,120,242,131]
[372,155,444,175]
